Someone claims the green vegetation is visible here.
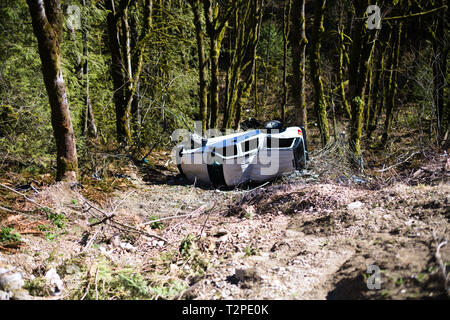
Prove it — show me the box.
[0,0,447,182]
[0,227,21,243]
[148,215,164,230]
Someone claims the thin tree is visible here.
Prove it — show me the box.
[188,0,208,134]
[27,0,78,181]
[80,0,98,139]
[348,0,377,162]
[310,0,330,146]
[202,0,240,129]
[290,0,307,127]
[281,0,292,123]
[381,22,403,146]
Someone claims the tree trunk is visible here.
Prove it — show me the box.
[310,0,329,146]
[234,0,263,130]
[80,0,97,139]
[290,0,307,128]
[382,23,402,146]
[189,0,208,134]
[106,0,127,144]
[203,0,240,129]
[337,0,351,119]
[27,0,78,182]
[432,0,448,142]
[281,0,291,123]
[348,0,376,161]
[366,41,387,138]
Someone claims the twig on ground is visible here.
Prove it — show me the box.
[0,183,53,211]
[77,190,169,243]
[81,228,101,254]
[377,152,419,173]
[144,204,208,226]
[436,240,449,293]
[197,202,217,239]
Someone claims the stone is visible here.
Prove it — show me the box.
[214,228,228,237]
[0,272,24,291]
[10,288,33,300]
[120,242,137,252]
[44,268,64,296]
[234,268,261,283]
[0,290,11,300]
[347,201,363,210]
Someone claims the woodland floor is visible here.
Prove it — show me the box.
[0,123,449,300]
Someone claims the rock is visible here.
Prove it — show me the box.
[0,290,11,300]
[44,268,63,296]
[10,288,33,300]
[169,264,179,274]
[412,169,424,178]
[110,236,121,248]
[234,268,261,283]
[347,201,363,210]
[214,228,228,237]
[216,234,228,243]
[120,242,137,252]
[0,272,24,291]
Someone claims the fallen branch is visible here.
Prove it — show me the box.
[76,190,169,243]
[198,202,217,239]
[377,152,419,173]
[143,204,208,226]
[0,183,53,212]
[436,240,449,294]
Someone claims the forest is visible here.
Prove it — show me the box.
[0,0,449,301]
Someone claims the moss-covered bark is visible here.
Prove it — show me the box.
[189,0,208,134]
[348,0,376,161]
[106,0,127,144]
[281,0,292,123]
[337,0,351,119]
[203,0,241,129]
[366,42,386,138]
[27,0,78,182]
[290,0,307,127]
[382,23,403,146]
[309,0,329,146]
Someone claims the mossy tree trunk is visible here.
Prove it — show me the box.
[310,0,329,146]
[27,0,78,182]
[80,0,98,139]
[106,0,151,146]
[281,0,292,123]
[431,0,448,143]
[348,0,377,162]
[337,0,351,119]
[203,0,239,129]
[233,0,263,131]
[188,0,208,134]
[222,0,261,130]
[290,0,308,127]
[366,41,387,138]
[106,0,127,144]
[381,22,403,146]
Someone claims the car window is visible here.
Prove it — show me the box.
[266,137,295,149]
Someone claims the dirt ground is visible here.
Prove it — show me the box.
[0,148,449,300]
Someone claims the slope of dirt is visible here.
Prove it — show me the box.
[1,151,449,300]
[180,182,449,300]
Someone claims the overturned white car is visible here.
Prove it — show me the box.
[174,121,309,187]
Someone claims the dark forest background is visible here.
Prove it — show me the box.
[0,0,448,181]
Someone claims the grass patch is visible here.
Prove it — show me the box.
[0,227,21,243]
[148,215,164,230]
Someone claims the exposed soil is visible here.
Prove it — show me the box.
[0,149,449,300]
